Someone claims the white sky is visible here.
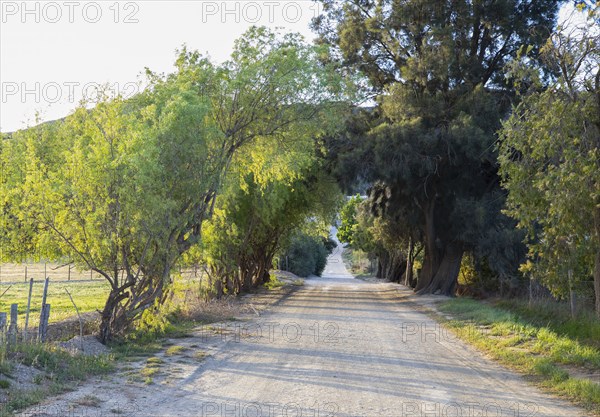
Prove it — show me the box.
[0,0,320,132]
[0,1,580,133]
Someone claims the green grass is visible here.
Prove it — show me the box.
[0,341,113,417]
[0,280,109,326]
[264,276,285,290]
[437,298,600,414]
[341,247,374,278]
[165,345,186,356]
[495,298,600,349]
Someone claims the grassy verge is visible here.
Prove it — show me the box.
[436,298,600,414]
[341,247,375,278]
[0,342,113,416]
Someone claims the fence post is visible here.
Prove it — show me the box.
[39,304,50,342]
[38,277,50,342]
[8,304,17,345]
[24,278,34,342]
[25,265,27,282]
[0,313,6,345]
[68,265,71,281]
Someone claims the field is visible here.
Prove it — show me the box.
[0,263,104,284]
[0,263,204,329]
[0,279,109,328]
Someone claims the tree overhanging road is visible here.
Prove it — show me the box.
[24,241,588,417]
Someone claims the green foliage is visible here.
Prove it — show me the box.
[498,11,600,310]
[337,195,362,244]
[283,232,329,277]
[315,0,560,294]
[0,26,353,340]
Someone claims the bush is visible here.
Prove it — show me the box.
[283,233,329,277]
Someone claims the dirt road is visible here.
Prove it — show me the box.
[24,241,587,417]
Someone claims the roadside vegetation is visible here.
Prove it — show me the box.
[436,298,600,413]
[0,342,113,417]
[1,26,353,342]
[329,2,599,315]
[0,0,598,414]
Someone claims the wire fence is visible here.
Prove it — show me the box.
[0,262,103,284]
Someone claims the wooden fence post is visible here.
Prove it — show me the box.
[0,312,6,346]
[39,304,50,342]
[24,278,34,342]
[0,312,6,341]
[38,277,50,342]
[8,304,17,345]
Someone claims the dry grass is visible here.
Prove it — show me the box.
[0,262,102,283]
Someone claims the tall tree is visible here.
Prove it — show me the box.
[499,6,600,315]
[314,0,560,294]
[1,27,349,342]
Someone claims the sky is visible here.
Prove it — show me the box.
[0,1,581,133]
[0,0,320,132]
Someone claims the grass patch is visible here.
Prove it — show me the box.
[165,345,186,356]
[0,280,109,326]
[495,298,600,349]
[264,276,285,290]
[139,366,160,377]
[0,342,113,417]
[437,298,600,414]
[10,343,113,382]
[341,247,374,278]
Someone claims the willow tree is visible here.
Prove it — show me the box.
[314,0,560,294]
[1,27,349,342]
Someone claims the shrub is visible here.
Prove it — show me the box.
[283,233,329,277]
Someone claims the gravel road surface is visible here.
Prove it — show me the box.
[23,236,588,417]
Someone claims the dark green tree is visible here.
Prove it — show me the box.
[314,0,560,294]
[337,195,363,245]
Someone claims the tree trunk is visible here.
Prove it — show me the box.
[594,249,600,319]
[594,206,600,319]
[99,286,130,344]
[415,200,440,291]
[404,238,414,287]
[376,251,388,279]
[418,242,464,295]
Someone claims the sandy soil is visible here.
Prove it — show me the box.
[20,239,589,417]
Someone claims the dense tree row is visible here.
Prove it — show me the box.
[1,1,598,346]
[0,28,352,342]
[321,1,599,316]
